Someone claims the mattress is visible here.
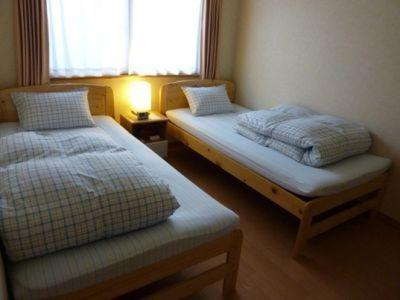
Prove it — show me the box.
[167,105,391,197]
[0,117,239,299]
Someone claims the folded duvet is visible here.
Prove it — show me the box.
[0,130,179,262]
[236,105,372,167]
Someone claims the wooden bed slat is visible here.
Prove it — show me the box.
[309,197,379,238]
[58,229,243,300]
[147,264,230,300]
[308,174,387,215]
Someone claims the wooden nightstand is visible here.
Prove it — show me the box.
[120,112,169,158]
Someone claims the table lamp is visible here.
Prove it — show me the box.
[130,81,151,120]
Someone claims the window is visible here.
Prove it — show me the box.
[47,0,203,77]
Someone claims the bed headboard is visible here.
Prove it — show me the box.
[0,83,115,122]
[159,79,235,114]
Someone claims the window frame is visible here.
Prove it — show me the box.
[47,0,203,79]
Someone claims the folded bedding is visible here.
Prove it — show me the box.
[234,123,305,157]
[237,105,372,167]
[0,131,179,262]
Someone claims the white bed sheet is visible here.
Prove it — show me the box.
[167,105,391,197]
[0,117,239,299]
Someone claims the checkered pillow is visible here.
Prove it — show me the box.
[182,85,234,116]
[12,89,95,130]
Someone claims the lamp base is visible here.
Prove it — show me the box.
[132,111,150,120]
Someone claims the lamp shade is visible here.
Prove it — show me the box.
[130,81,151,113]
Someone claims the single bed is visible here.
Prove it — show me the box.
[0,84,242,299]
[166,105,390,197]
[161,79,390,257]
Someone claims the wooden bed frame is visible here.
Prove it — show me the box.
[160,79,388,258]
[0,84,243,299]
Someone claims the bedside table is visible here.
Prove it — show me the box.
[120,112,169,158]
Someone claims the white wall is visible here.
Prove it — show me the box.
[217,0,240,79]
[234,0,400,221]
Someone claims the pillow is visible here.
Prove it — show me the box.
[181,85,234,116]
[12,88,95,130]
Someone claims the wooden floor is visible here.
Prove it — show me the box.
[159,143,399,300]
[122,143,399,299]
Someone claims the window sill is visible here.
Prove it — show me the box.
[50,74,200,81]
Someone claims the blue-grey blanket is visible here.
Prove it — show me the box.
[236,105,371,167]
[0,130,179,262]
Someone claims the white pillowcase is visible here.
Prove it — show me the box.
[181,85,234,116]
[12,88,95,131]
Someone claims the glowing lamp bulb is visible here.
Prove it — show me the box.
[130,81,151,114]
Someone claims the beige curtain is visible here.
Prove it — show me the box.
[15,0,49,86]
[201,0,222,80]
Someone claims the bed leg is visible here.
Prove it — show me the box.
[293,205,313,258]
[223,230,243,298]
[369,187,386,220]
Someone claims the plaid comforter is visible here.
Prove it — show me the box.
[0,131,179,262]
[236,105,371,167]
